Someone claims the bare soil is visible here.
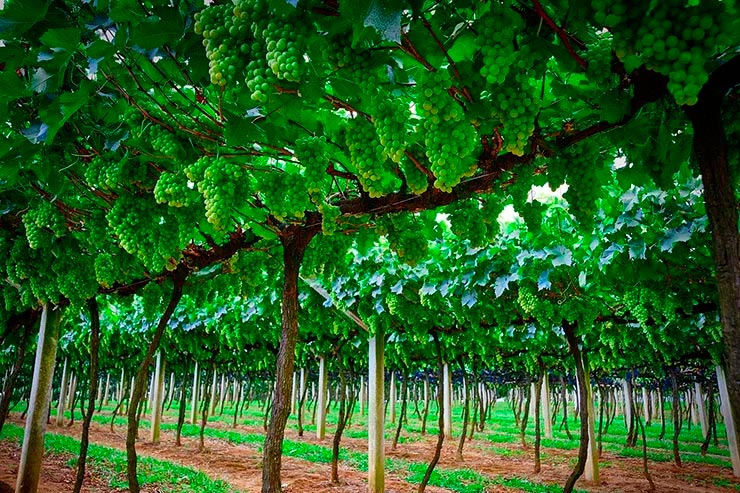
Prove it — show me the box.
[2,413,739,493]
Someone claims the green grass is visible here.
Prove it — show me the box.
[41,396,736,493]
[0,423,236,493]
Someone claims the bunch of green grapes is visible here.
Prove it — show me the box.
[478,3,523,85]
[385,293,401,316]
[293,136,330,194]
[196,157,247,230]
[94,252,119,288]
[85,155,113,190]
[447,199,488,247]
[264,17,307,83]
[592,0,735,106]
[418,70,479,189]
[345,117,401,197]
[397,153,429,195]
[483,73,540,156]
[586,34,615,86]
[137,281,164,320]
[22,200,66,249]
[195,3,246,86]
[379,213,429,265]
[552,140,606,226]
[150,128,182,158]
[86,154,148,191]
[623,286,649,326]
[317,201,341,235]
[372,97,409,163]
[53,251,97,308]
[154,171,200,208]
[418,69,462,123]
[424,119,478,192]
[256,170,312,221]
[106,195,182,273]
[302,233,351,277]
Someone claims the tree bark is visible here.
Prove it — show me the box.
[0,324,31,435]
[534,367,543,474]
[670,369,682,468]
[73,298,100,493]
[16,304,63,493]
[261,229,312,493]
[418,336,445,493]
[686,55,740,477]
[126,273,185,493]
[562,321,590,493]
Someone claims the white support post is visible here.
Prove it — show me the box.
[316,356,328,440]
[443,362,452,437]
[55,357,68,426]
[150,352,165,443]
[190,361,199,425]
[542,375,552,439]
[368,328,385,493]
[716,365,740,476]
[584,370,599,483]
[389,372,396,424]
[695,382,708,437]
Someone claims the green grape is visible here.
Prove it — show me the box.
[264,17,307,83]
[446,199,488,248]
[586,34,615,86]
[94,253,118,288]
[294,136,330,194]
[379,213,428,265]
[397,153,429,195]
[150,128,182,158]
[345,118,402,197]
[195,157,249,230]
[154,171,200,208]
[256,170,312,221]
[23,200,67,249]
[478,3,523,86]
[372,97,409,163]
[318,201,341,235]
[106,195,184,273]
[482,72,540,157]
[592,0,735,106]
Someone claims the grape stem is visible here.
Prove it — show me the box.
[531,0,587,69]
[421,15,473,103]
[400,32,435,71]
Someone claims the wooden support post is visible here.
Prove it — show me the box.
[16,305,62,493]
[316,356,328,440]
[368,328,385,493]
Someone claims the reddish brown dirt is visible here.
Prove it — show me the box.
[0,438,111,493]
[3,413,740,493]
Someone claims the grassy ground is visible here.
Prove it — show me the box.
[33,391,735,492]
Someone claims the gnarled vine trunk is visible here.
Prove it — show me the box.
[126,273,185,493]
[73,298,101,493]
[261,229,313,493]
[686,55,740,477]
